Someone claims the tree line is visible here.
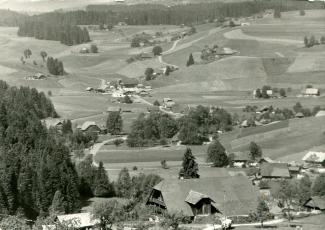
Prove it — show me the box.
[2,1,324,28]
[126,105,233,147]
[17,20,90,46]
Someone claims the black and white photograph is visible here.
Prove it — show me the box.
[0,0,324,229]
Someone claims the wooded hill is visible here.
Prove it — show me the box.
[0,81,80,219]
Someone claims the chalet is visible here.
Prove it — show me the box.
[302,147,325,166]
[146,177,259,218]
[85,87,93,92]
[121,78,139,88]
[41,118,64,131]
[240,120,262,128]
[215,47,238,56]
[107,106,121,114]
[303,196,325,211]
[260,163,291,179]
[163,98,175,109]
[232,152,250,168]
[266,90,273,97]
[56,212,99,229]
[304,88,319,97]
[79,121,101,134]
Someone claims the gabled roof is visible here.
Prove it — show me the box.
[151,176,259,216]
[80,121,99,131]
[260,163,290,178]
[304,196,325,210]
[233,152,250,162]
[122,78,139,86]
[185,190,211,205]
[302,149,325,163]
[57,212,99,228]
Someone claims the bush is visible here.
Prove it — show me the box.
[90,44,98,53]
[132,166,138,171]
[152,46,163,56]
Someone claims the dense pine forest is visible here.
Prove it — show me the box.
[17,21,90,46]
[0,81,80,219]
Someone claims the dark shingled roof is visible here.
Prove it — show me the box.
[260,163,290,178]
[185,190,211,205]
[304,196,325,210]
[151,176,259,216]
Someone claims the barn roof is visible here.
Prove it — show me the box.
[185,190,211,205]
[260,163,290,178]
[80,121,99,131]
[304,196,325,210]
[232,152,250,162]
[315,110,325,117]
[107,106,121,112]
[122,78,139,86]
[302,149,325,163]
[57,212,99,228]
[151,176,259,216]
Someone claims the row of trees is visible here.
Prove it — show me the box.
[17,20,90,46]
[47,57,65,75]
[126,105,233,147]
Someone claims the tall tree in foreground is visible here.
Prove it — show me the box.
[256,198,269,228]
[116,167,132,198]
[106,111,123,135]
[312,174,325,196]
[49,190,65,215]
[92,200,122,230]
[207,140,228,167]
[93,162,115,197]
[179,148,199,179]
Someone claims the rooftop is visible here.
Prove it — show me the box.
[260,163,290,178]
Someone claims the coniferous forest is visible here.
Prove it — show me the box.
[17,21,90,46]
[0,80,80,219]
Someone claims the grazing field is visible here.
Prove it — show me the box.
[95,145,187,163]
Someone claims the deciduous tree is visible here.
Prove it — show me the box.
[207,140,228,167]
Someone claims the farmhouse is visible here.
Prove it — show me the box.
[303,196,325,211]
[79,121,101,134]
[56,212,99,229]
[121,78,139,88]
[232,152,250,167]
[302,147,325,166]
[41,118,64,131]
[304,88,319,97]
[260,163,291,179]
[295,112,304,118]
[146,177,259,218]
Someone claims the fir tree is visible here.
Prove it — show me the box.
[116,167,132,198]
[207,140,228,167]
[179,148,199,179]
[93,162,115,197]
[186,53,194,67]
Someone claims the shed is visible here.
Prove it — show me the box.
[79,121,101,133]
